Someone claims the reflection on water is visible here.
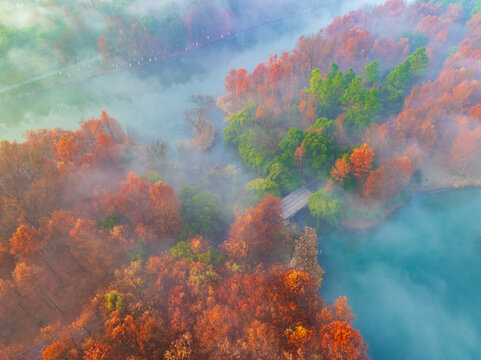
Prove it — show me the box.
[297,188,481,359]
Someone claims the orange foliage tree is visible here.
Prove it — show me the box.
[350,144,374,181]
[331,157,352,184]
[9,225,40,261]
[320,321,368,360]
[294,143,306,169]
[42,253,368,360]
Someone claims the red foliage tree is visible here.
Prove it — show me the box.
[222,195,283,262]
[105,173,181,243]
[363,167,386,200]
[384,156,412,197]
[337,29,374,68]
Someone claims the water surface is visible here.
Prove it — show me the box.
[307,188,481,359]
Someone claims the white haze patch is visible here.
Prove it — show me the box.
[0,0,383,144]
[0,1,52,28]
[0,0,105,31]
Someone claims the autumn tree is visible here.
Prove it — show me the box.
[42,337,78,360]
[222,195,284,263]
[150,180,182,237]
[225,68,237,100]
[290,226,325,289]
[331,157,352,184]
[293,33,331,77]
[36,242,368,360]
[294,143,306,169]
[384,156,413,197]
[105,173,181,243]
[185,95,216,150]
[9,225,40,261]
[363,167,386,200]
[350,144,374,181]
[164,333,192,360]
[320,321,368,360]
[83,343,111,360]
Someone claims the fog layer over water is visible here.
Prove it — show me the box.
[304,188,481,360]
[0,0,384,143]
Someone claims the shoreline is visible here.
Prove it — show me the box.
[216,96,481,231]
[341,180,481,230]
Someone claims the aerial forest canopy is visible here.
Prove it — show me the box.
[221,0,481,228]
[0,112,367,359]
[3,0,481,359]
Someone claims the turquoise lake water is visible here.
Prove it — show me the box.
[301,188,481,359]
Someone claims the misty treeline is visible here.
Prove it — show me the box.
[0,111,367,359]
[0,0,325,101]
[221,0,481,228]
[183,95,216,150]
